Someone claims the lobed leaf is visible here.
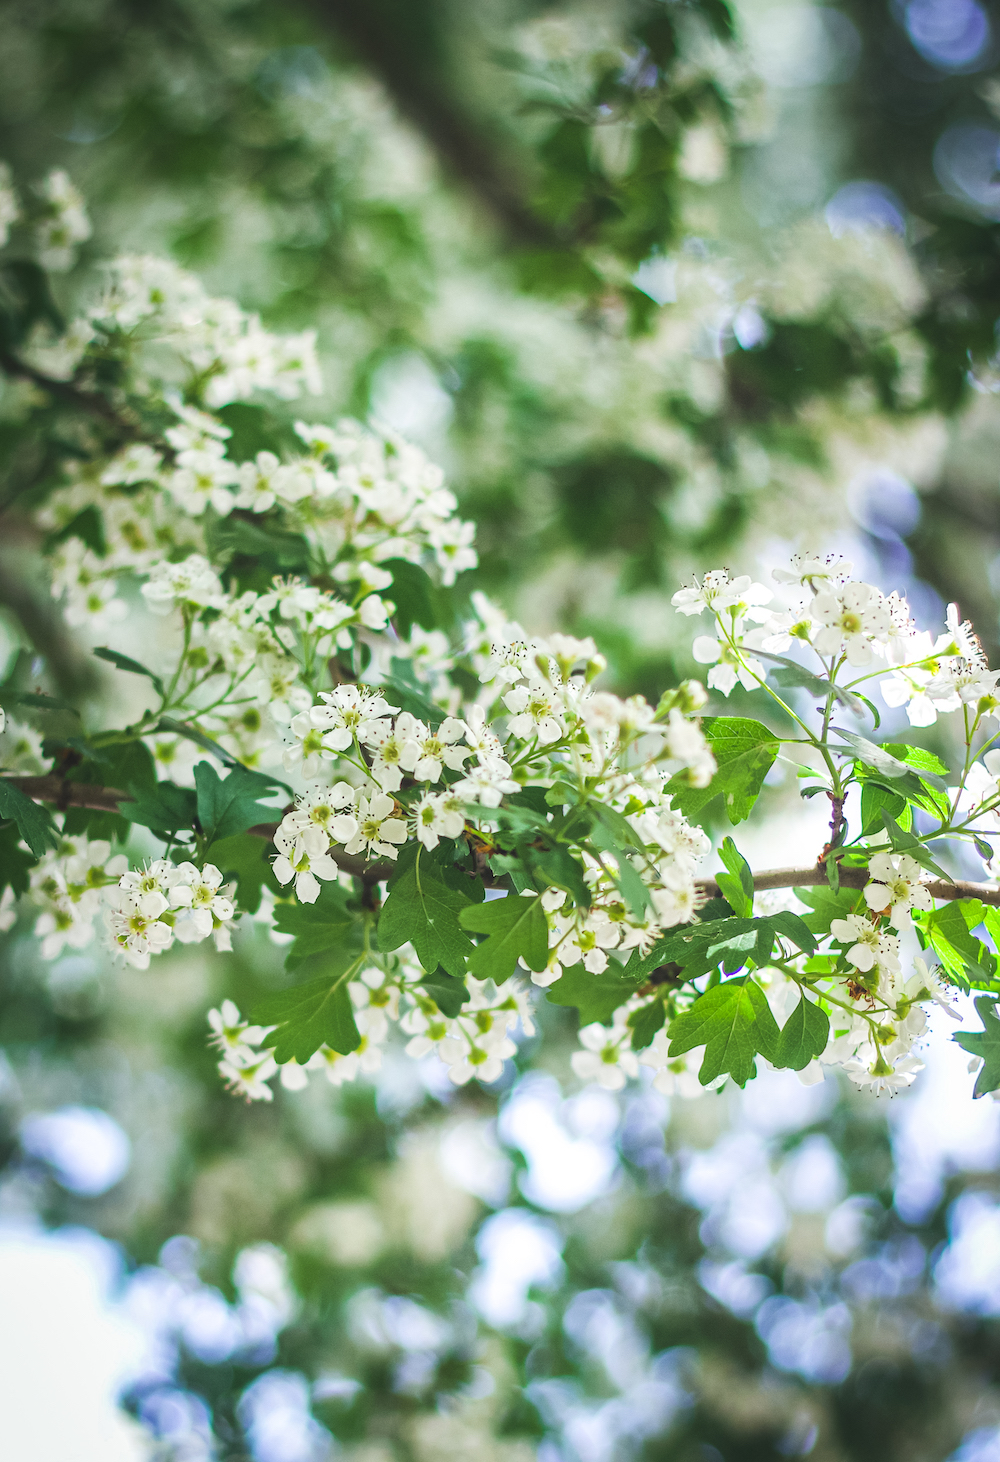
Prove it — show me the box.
[0,779,60,857]
[667,976,779,1087]
[254,957,362,1064]
[667,718,779,825]
[546,957,644,1025]
[379,857,475,977]
[460,892,549,981]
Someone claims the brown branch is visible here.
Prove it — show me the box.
[696,864,1000,908]
[307,0,556,249]
[8,776,1000,906]
[0,349,138,434]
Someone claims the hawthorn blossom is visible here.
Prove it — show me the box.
[412,790,465,849]
[141,555,223,615]
[503,681,564,745]
[272,821,341,902]
[863,853,932,920]
[691,635,765,696]
[398,714,469,782]
[810,582,891,666]
[671,570,772,619]
[830,913,901,974]
[571,1021,639,1090]
[310,685,399,752]
[343,792,408,861]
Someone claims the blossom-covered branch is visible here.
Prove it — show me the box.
[4,166,1000,1109]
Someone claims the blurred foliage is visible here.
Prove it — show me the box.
[6,1,1000,1459]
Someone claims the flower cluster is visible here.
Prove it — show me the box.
[108,861,235,969]
[26,834,129,960]
[2,174,996,1111]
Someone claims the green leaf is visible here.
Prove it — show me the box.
[382,557,439,637]
[833,729,947,790]
[207,833,282,916]
[882,743,948,777]
[624,911,816,987]
[194,761,286,845]
[254,957,362,1064]
[716,836,754,918]
[587,803,650,916]
[666,718,779,825]
[93,647,165,698]
[0,689,79,715]
[627,995,667,1051]
[118,780,198,836]
[271,883,357,968]
[526,845,591,907]
[917,901,995,989]
[878,811,953,882]
[860,780,908,836]
[0,779,59,856]
[152,718,241,769]
[0,821,34,898]
[667,976,779,1087]
[378,856,475,977]
[954,997,1000,1098]
[414,966,470,1018]
[761,654,865,716]
[546,957,644,1025]
[460,893,549,981]
[382,664,443,725]
[209,515,309,574]
[793,883,862,935]
[773,995,829,1070]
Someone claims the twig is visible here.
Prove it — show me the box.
[0,349,139,435]
[8,776,1000,904]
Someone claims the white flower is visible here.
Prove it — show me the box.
[170,863,235,944]
[100,443,163,487]
[863,853,932,920]
[846,1053,924,1096]
[167,448,240,517]
[398,714,469,783]
[141,555,223,615]
[452,761,520,808]
[108,897,174,969]
[35,169,91,270]
[811,582,891,666]
[639,1029,723,1097]
[772,553,852,589]
[309,685,399,752]
[286,784,359,845]
[412,790,465,849]
[251,654,312,725]
[503,681,564,745]
[343,792,408,861]
[208,1000,268,1056]
[571,1022,639,1090]
[672,570,771,619]
[880,665,939,726]
[272,819,341,902]
[220,1052,278,1102]
[234,451,284,512]
[560,914,622,974]
[691,636,765,695]
[364,720,420,793]
[829,913,901,973]
[427,517,477,585]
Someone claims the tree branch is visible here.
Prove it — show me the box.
[696,864,1000,907]
[0,348,136,434]
[307,0,556,249]
[8,776,1000,905]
